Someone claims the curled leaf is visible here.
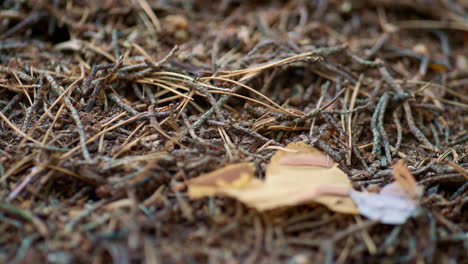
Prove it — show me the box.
[350,185,417,225]
[350,160,422,225]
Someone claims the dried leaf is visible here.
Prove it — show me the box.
[187,163,256,198]
[392,160,423,200]
[350,160,422,225]
[187,142,358,214]
[350,185,417,225]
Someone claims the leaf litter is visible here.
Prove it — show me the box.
[350,160,424,225]
[189,144,425,224]
[0,0,467,263]
[188,142,357,213]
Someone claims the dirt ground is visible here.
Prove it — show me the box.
[0,0,467,263]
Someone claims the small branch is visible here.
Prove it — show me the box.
[145,45,178,70]
[392,106,403,154]
[346,51,384,68]
[109,93,140,116]
[45,72,91,161]
[379,65,435,150]
[147,105,185,148]
[21,74,45,131]
[1,93,22,114]
[0,65,35,82]
[376,93,392,166]
[191,83,225,121]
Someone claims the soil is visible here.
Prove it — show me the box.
[0,0,467,263]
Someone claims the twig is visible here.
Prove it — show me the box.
[419,173,465,185]
[112,29,121,59]
[45,72,91,160]
[132,83,146,102]
[109,93,140,116]
[181,112,207,144]
[392,106,403,154]
[0,12,41,39]
[81,63,114,96]
[1,93,22,114]
[0,65,35,82]
[379,65,435,150]
[302,101,372,121]
[7,164,45,201]
[324,114,369,169]
[143,84,156,105]
[0,41,28,50]
[376,93,392,166]
[309,123,329,147]
[84,77,105,111]
[316,61,358,84]
[147,105,185,148]
[430,123,440,147]
[321,86,346,110]
[21,74,45,131]
[315,139,344,167]
[145,45,178,70]
[190,74,256,131]
[346,51,384,68]
[309,81,329,139]
[364,33,389,59]
[208,120,282,146]
[191,82,225,121]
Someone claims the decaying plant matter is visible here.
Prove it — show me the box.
[0,0,466,263]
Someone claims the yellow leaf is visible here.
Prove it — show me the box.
[187,142,358,214]
[187,163,256,199]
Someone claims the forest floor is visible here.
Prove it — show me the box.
[0,0,467,263]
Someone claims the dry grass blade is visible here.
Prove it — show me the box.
[347,75,362,162]
[0,111,42,145]
[203,76,300,116]
[135,0,161,32]
[60,112,146,159]
[218,52,323,78]
[0,1,466,263]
